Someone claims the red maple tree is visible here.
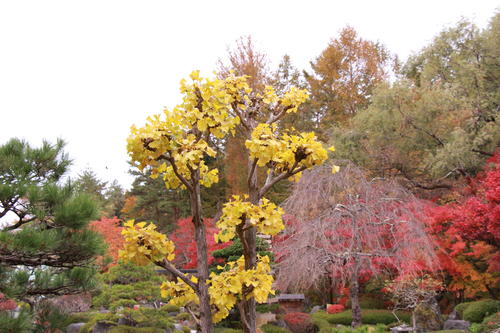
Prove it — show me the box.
[169,217,230,269]
[426,151,499,298]
[89,217,124,269]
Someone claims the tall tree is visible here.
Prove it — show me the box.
[331,16,499,193]
[0,138,104,305]
[306,26,389,127]
[273,162,436,327]
[426,151,499,299]
[120,71,329,333]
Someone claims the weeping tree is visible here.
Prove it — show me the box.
[274,161,436,327]
[0,138,104,308]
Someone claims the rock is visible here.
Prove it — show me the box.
[117,317,135,326]
[390,324,414,333]
[167,311,179,317]
[310,305,323,313]
[92,321,115,333]
[66,323,86,333]
[174,323,183,330]
[443,320,471,331]
[447,310,458,320]
[414,300,443,332]
[48,293,92,313]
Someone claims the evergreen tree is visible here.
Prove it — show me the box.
[0,138,105,306]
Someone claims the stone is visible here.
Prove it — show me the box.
[310,305,323,313]
[117,317,135,326]
[48,293,92,313]
[390,324,414,333]
[66,323,86,333]
[92,321,115,333]
[443,320,471,331]
[447,310,458,320]
[414,300,443,332]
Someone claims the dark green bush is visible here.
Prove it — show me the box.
[256,303,280,313]
[80,312,119,333]
[454,302,472,318]
[313,310,411,325]
[120,307,174,329]
[345,295,387,309]
[109,299,138,311]
[462,299,499,323]
[108,326,165,333]
[64,311,95,325]
[476,312,500,333]
[261,323,292,333]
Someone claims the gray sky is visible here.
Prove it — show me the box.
[0,1,498,189]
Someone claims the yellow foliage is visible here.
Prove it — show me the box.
[245,124,332,180]
[215,195,284,243]
[118,220,175,266]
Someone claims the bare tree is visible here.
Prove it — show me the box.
[274,161,437,327]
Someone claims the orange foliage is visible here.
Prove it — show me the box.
[89,217,124,269]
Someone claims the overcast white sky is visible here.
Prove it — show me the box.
[0,1,498,190]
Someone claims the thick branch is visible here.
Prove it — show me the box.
[156,258,198,292]
[259,164,306,198]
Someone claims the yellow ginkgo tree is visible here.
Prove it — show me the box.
[121,71,336,333]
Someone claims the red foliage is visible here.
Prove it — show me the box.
[326,303,345,314]
[426,151,500,297]
[0,293,17,311]
[169,217,230,269]
[283,312,314,333]
[89,217,124,269]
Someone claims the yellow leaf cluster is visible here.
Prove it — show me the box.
[160,276,199,306]
[214,195,284,243]
[245,124,333,180]
[127,71,243,189]
[118,220,175,266]
[209,255,274,323]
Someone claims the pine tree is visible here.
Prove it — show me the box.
[0,138,105,307]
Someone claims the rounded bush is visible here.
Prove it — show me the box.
[261,323,292,333]
[284,312,315,333]
[462,299,499,323]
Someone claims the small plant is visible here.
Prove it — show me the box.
[327,304,345,314]
[284,312,315,333]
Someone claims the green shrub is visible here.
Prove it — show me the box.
[454,302,472,318]
[161,304,180,313]
[119,307,173,329]
[64,311,95,325]
[462,299,499,323]
[261,323,292,333]
[80,312,119,333]
[476,312,500,333]
[256,303,280,313]
[108,326,165,333]
[346,295,387,309]
[311,313,332,333]
[109,299,138,311]
[313,310,411,325]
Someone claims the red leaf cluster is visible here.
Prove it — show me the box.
[426,151,500,297]
[0,293,16,311]
[89,217,124,269]
[169,217,230,269]
[326,303,345,314]
[283,312,314,333]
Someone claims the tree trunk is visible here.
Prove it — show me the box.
[240,158,259,333]
[350,262,362,328]
[190,182,213,333]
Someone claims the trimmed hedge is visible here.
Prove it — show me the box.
[345,295,387,309]
[261,324,292,333]
[462,299,499,323]
[312,310,411,325]
[108,326,165,333]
